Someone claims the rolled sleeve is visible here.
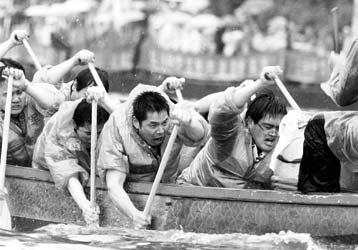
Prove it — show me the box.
[44,142,88,190]
[97,113,129,180]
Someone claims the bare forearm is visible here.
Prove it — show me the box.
[194,92,224,114]
[67,176,90,211]
[0,40,14,59]
[108,185,140,219]
[26,82,63,109]
[98,95,117,114]
[232,79,264,109]
[44,58,76,85]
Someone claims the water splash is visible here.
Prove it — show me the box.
[1,224,358,249]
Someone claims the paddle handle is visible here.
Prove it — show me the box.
[143,126,178,217]
[273,76,301,111]
[22,39,42,71]
[331,7,339,53]
[0,76,13,190]
[90,100,97,205]
[143,89,183,217]
[88,62,106,92]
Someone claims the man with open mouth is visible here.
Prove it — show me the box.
[177,66,287,190]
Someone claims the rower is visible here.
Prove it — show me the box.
[177,66,287,189]
[32,99,110,224]
[32,50,115,116]
[96,77,209,229]
[0,62,61,167]
[298,38,358,194]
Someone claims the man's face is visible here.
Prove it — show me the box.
[0,83,26,116]
[135,110,170,147]
[75,121,104,147]
[70,80,93,101]
[248,114,284,153]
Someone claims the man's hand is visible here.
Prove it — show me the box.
[328,51,345,71]
[8,30,29,47]
[259,66,283,84]
[161,77,185,95]
[72,49,95,66]
[81,201,100,225]
[86,86,106,103]
[171,102,194,126]
[132,210,151,229]
[6,67,29,91]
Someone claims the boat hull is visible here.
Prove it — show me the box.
[6,165,358,236]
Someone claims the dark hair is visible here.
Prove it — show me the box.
[75,68,109,92]
[133,91,169,124]
[245,91,287,123]
[0,58,25,83]
[73,99,110,127]
[0,58,25,73]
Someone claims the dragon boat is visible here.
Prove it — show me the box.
[5,164,358,236]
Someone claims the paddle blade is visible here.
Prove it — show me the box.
[0,194,11,230]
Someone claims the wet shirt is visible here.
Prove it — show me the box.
[177,87,273,189]
[32,99,90,190]
[96,84,209,183]
[0,96,46,167]
[323,111,358,191]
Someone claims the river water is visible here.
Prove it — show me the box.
[1,224,358,250]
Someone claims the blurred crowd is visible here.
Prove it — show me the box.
[0,0,353,59]
[149,0,350,56]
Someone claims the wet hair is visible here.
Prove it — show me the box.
[133,91,170,124]
[0,58,25,83]
[245,91,287,123]
[75,68,109,92]
[73,99,110,127]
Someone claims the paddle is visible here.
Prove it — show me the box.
[331,7,339,53]
[88,62,106,226]
[0,74,14,230]
[272,75,301,111]
[89,99,97,225]
[88,63,106,92]
[143,89,184,218]
[17,36,42,71]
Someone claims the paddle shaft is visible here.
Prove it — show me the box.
[22,39,42,71]
[273,76,301,111]
[0,76,13,190]
[143,89,184,217]
[331,7,339,53]
[88,62,106,92]
[90,100,97,205]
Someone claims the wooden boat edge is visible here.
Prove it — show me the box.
[6,165,358,207]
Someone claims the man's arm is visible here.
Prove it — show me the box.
[0,30,28,59]
[35,50,95,85]
[11,68,62,109]
[193,92,224,115]
[106,169,150,228]
[67,175,99,224]
[172,103,208,143]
